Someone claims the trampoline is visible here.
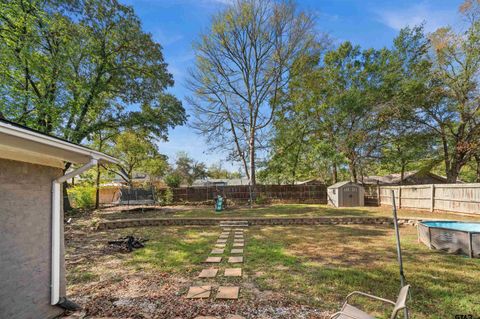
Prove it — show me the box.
[418,221,480,258]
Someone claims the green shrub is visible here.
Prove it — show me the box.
[163,188,174,205]
[69,184,96,210]
[164,173,181,188]
[255,194,268,205]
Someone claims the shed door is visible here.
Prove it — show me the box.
[342,186,358,207]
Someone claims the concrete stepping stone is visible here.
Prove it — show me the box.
[223,228,232,231]
[211,248,224,254]
[215,243,226,248]
[231,248,243,254]
[233,240,244,245]
[219,235,229,239]
[217,239,227,244]
[198,268,218,278]
[224,268,242,277]
[228,256,243,263]
[186,286,211,299]
[221,232,230,236]
[216,286,240,299]
[205,256,222,263]
[234,235,243,239]
[233,243,244,248]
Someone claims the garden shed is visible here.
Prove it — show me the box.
[327,181,365,207]
[0,119,118,319]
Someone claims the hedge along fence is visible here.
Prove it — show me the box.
[378,183,480,215]
[155,184,328,204]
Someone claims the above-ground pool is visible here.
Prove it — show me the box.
[418,221,480,258]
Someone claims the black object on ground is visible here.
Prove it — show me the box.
[108,236,148,252]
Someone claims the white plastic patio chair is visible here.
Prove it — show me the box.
[330,285,410,319]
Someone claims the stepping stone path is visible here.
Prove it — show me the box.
[216,286,240,299]
[186,286,211,299]
[205,256,222,263]
[188,220,250,317]
[224,268,242,277]
[198,268,218,278]
[228,256,243,263]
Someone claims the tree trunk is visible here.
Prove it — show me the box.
[332,162,338,184]
[400,164,406,185]
[348,161,357,183]
[95,163,101,209]
[476,155,480,183]
[445,157,463,183]
[249,135,256,205]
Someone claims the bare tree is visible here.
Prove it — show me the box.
[187,0,317,192]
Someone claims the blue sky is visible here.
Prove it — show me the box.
[121,0,464,171]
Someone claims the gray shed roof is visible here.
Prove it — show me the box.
[328,181,357,189]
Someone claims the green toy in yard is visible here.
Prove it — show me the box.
[215,195,224,212]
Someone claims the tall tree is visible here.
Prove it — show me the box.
[266,42,392,183]
[172,152,208,186]
[391,8,480,182]
[111,131,168,185]
[187,0,316,190]
[0,0,186,144]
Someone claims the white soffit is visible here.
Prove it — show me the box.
[0,121,118,168]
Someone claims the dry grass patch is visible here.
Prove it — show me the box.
[244,225,480,319]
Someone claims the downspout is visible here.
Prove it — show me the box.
[51,158,98,306]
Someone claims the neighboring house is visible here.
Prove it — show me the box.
[0,119,118,319]
[295,178,325,185]
[191,178,250,187]
[361,171,449,185]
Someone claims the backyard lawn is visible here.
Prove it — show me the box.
[95,203,480,222]
[66,205,480,319]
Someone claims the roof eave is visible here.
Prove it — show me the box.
[0,121,119,167]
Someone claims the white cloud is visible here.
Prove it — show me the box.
[166,51,195,82]
[152,29,184,47]
[375,3,456,33]
[202,0,234,5]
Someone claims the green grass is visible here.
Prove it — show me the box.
[126,226,218,273]
[98,203,480,222]
[244,225,480,319]
[100,224,480,318]
[67,266,99,284]
[70,204,480,318]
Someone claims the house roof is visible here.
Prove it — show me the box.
[295,178,324,185]
[0,119,118,168]
[361,171,447,185]
[192,178,250,187]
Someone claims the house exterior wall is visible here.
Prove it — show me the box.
[0,158,65,319]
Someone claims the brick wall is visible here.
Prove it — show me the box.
[0,159,65,319]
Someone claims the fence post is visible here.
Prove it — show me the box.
[376,182,381,206]
[398,187,402,209]
[430,184,435,212]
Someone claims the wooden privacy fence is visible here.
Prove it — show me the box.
[157,184,327,204]
[378,183,480,215]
